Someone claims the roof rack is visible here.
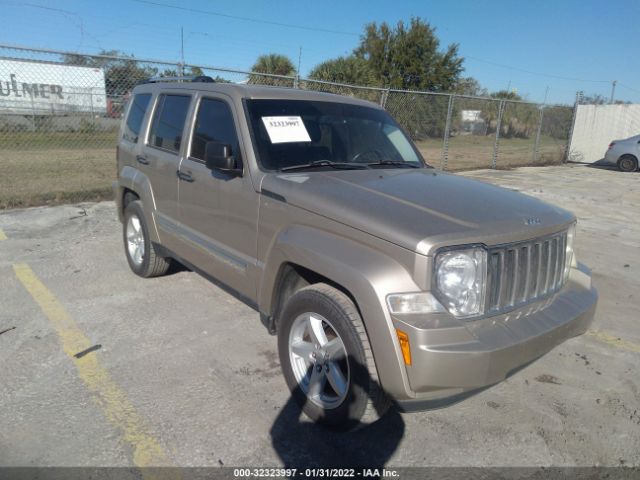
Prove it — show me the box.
[143,75,215,84]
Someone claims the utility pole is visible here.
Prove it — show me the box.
[180,26,185,77]
[294,46,302,88]
[610,80,617,104]
[533,86,549,163]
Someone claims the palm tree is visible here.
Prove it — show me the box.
[249,54,296,86]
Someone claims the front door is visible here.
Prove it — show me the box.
[177,94,259,299]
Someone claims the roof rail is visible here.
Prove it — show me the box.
[143,75,215,84]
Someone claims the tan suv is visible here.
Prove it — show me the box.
[113,76,597,430]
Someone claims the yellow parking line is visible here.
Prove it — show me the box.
[0,228,7,241]
[587,330,640,354]
[13,263,175,474]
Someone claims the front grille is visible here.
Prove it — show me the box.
[486,230,568,314]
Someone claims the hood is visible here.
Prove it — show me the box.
[261,168,575,255]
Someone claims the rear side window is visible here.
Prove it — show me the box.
[123,93,151,143]
[148,94,191,153]
[190,98,239,161]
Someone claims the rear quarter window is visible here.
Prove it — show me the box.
[123,93,151,143]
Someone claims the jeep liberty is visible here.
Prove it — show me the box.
[113,76,598,429]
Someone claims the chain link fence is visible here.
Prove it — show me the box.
[0,44,575,208]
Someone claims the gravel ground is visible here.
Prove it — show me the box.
[0,164,638,470]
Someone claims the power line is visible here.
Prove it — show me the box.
[618,82,640,95]
[130,0,358,36]
[465,55,611,83]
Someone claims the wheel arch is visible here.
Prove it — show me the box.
[258,224,419,399]
[117,167,160,242]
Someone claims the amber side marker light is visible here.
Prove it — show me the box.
[396,329,412,366]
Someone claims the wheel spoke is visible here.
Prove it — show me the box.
[307,366,326,399]
[325,361,348,397]
[131,216,141,234]
[290,340,314,360]
[324,338,345,360]
[308,315,328,346]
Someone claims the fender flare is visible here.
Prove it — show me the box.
[118,166,161,243]
[259,224,420,399]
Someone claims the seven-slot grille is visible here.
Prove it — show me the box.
[486,230,568,314]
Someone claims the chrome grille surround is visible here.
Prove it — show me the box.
[485,230,569,315]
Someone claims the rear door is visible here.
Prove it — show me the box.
[140,92,193,249]
[177,93,259,299]
[118,92,152,171]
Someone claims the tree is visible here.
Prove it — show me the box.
[454,77,487,97]
[159,69,178,77]
[353,17,464,91]
[189,66,204,76]
[487,90,539,139]
[490,89,522,100]
[580,93,607,105]
[63,50,157,97]
[251,53,296,76]
[579,93,630,105]
[248,53,296,86]
[308,56,377,86]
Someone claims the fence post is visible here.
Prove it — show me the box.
[533,105,545,163]
[30,95,36,131]
[89,88,95,126]
[379,88,390,109]
[293,74,299,89]
[440,94,455,170]
[492,100,505,169]
[565,91,583,163]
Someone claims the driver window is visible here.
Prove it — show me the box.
[190,98,239,162]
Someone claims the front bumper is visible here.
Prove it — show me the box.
[392,263,597,411]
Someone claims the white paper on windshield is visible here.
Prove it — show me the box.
[262,116,311,144]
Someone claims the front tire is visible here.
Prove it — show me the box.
[618,154,638,172]
[277,284,390,430]
[123,201,171,278]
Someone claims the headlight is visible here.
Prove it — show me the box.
[564,223,576,281]
[434,247,487,318]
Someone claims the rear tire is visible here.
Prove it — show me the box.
[123,201,171,278]
[618,154,638,172]
[277,283,391,431]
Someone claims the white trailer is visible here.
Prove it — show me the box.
[0,58,107,115]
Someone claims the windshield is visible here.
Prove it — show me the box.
[245,99,428,171]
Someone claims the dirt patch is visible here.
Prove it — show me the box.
[534,374,562,385]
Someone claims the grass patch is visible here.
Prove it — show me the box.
[414,134,567,170]
[0,130,118,150]
[0,147,116,210]
[0,187,114,210]
[0,132,568,210]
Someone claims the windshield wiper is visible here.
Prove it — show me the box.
[280,160,369,172]
[365,160,420,168]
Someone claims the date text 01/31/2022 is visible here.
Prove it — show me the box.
[233,468,399,478]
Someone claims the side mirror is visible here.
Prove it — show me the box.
[205,141,241,175]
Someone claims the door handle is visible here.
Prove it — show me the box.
[176,170,195,183]
[136,155,149,165]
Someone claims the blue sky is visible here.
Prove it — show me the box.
[1,0,639,104]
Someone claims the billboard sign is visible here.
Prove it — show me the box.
[0,58,107,115]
